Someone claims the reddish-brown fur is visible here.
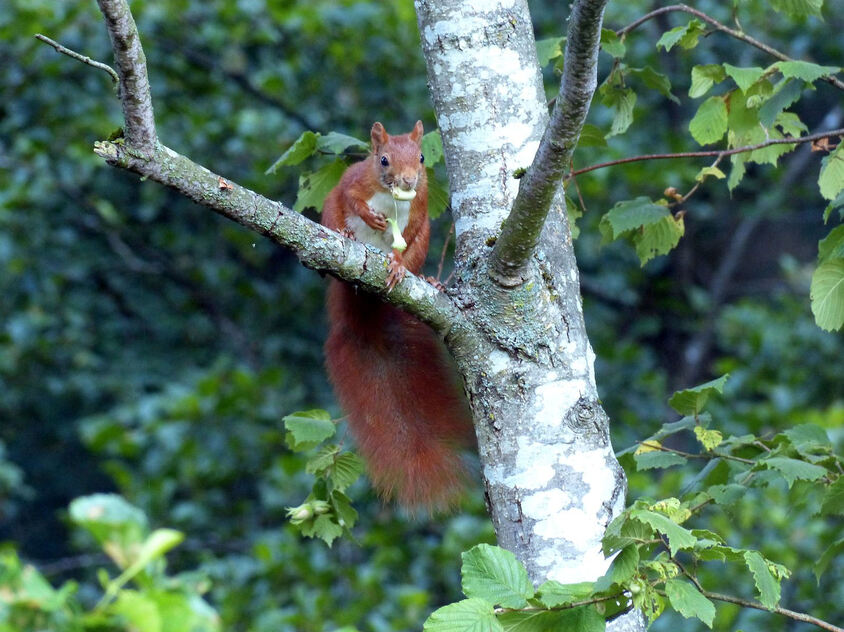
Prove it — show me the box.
[322,122,474,510]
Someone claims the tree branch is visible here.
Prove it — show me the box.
[616,4,844,92]
[34,34,120,88]
[96,0,157,152]
[702,591,844,632]
[90,140,467,341]
[488,0,609,287]
[84,0,475,350]
[568,128,844,177]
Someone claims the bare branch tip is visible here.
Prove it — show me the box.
[34,33,120,88]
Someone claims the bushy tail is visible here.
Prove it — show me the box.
[324,280,474,510]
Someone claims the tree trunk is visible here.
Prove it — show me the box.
[415,1,643,628]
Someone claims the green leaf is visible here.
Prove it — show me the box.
[461,544,533,609]
[102,529,185,605]
[69,494,148,564]
[694,426,723,451]
[664,579,715,628]
[300,514,344,546]
[603,511,654,555]
[294,159,347,213]
[634,214,685,265]
[668,374,729,416]
[283,409,335,451]
[316,131,369,155]
[814,538,844,582]
[818,225,844,262]
[744,551,781,609]
[112,591,162,632]
[601,86,636,137]
[596,545,639,590]
[421,130,444,167]
[774,60,841,83]
[330,453,365,491]
[329,490,359,529]
[810,259,844,331]
[770,0,824,18]
[689,65,726,98]
[305,446,363,491]
[728,153,749,191]
[820,477,844,516]
[600,197,668,240]
[774,111,808,139]
[723,64,765,93]
[500,606,605,632]
[762,457,828,487]
[630,509,697,554]
[535,580,595,608]
[758,79,804,128]
[634,451,688,470]
[819,146,844,201]
[695,166,726,182]
[578,124,608,148]
[650,497,692,524]
[824,191,844,223]
[656,20,705,52]
[707,484,746,506]
[600,29,626,58]
[424,598,503,632]
[427,168,450,220]
[628,66,678,103]
[689,96,728,145]
[266,131,318,173]
[536,36,564,67]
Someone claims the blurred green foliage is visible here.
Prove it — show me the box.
[0,0,841,630]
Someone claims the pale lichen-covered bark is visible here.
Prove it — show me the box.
[416,1,643,629]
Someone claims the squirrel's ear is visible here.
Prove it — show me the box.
[410,120,424,144]
[371,122,388,153]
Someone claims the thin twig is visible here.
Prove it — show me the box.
[703,591,844,632]
[677,155,724,205]
[637,440,755,465]
[569,128,844,178]
[494,590,630,615]
[34,34,120,88]
[662,545,843,632]
[616,4,844,92]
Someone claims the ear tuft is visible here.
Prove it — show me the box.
[410,120,424,145]
[371,122,389,153]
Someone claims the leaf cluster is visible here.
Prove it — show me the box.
[282,409,365,546]
[0,494,219,632]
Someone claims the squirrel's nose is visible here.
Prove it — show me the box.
[401,175,417,189]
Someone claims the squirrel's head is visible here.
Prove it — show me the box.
[371,121,426,195]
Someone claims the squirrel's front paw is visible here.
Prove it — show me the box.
[386,253,406,291]
[340,226,356,239]
[366,209,388,231]
[425,276,446,292]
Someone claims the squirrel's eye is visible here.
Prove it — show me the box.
[420,153,425,164]
[380,156,389,167]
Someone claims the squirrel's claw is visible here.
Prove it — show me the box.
[425,276,446,292]
[386,253,406,291]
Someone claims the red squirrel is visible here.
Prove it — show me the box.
[321,121,474,510]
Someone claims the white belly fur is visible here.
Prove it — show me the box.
[345,191,411,253]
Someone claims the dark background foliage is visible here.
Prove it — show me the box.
[1,1,840,630]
